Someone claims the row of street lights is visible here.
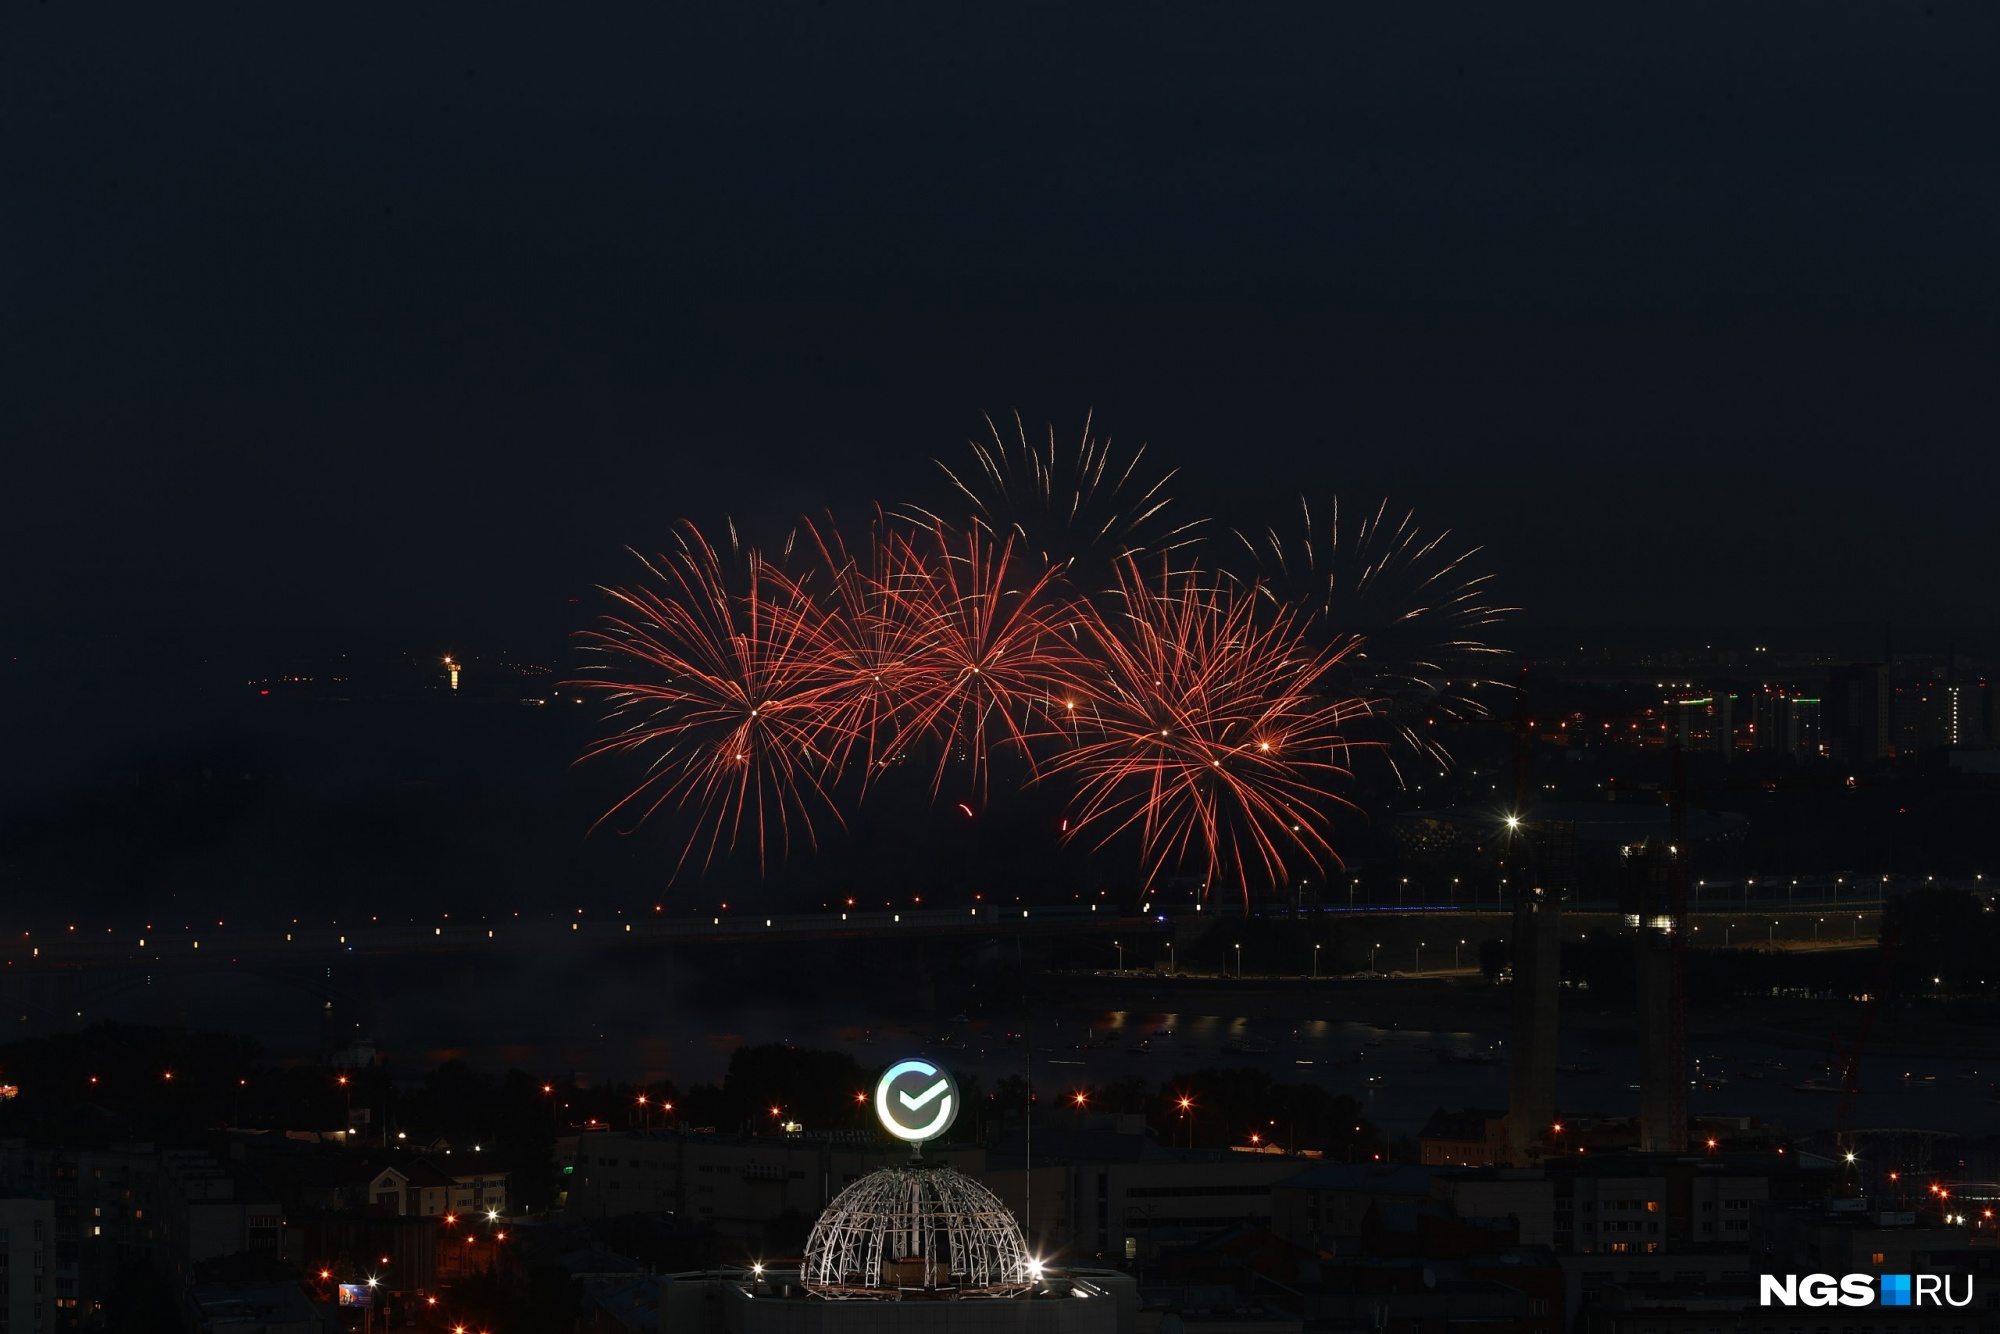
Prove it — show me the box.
[1120,908,1889,977]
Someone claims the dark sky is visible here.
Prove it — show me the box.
[5,4,1997,660]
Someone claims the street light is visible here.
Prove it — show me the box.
[1415,941,1425,974]
[1234,943,1242,978]
[1455,939,1465,971]
[1114,940,1123,972]
[1312,943,1321,979]
[1370,941,1381,972]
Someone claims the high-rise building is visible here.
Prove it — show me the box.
[1894,681,1963,753]
[1781,695,1822,757]
[0,1198,56,1334]
[1824,664,1889,763]
[1750,688,1821,759]
[1666,694,1733,759]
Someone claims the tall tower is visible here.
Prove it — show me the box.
[1631,842,1682,1151]
[1505,822,1570,1165]
[1629,772,1690,1154]
[1506,889,1559,1163]
[1502,670,1567,1167]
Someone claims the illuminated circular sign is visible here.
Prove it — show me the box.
[874,1058,959,1143]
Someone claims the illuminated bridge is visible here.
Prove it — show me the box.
[0,903,1148,972]
[0,889,1915,975]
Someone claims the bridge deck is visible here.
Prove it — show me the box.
[0,899,1890,971]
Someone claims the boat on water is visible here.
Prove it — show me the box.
[1223,1036,1277,1055]
[1792,1078,1843,1093]
[1557,1062,1602,1075]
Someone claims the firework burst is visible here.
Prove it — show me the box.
[1236,496,1515,782]
[921,412,1203,578]
[871,515,1082,799]
[574,419,1514,890]
[575,521,848,877]
[1043,556,1376,896]
[790,512,928,784]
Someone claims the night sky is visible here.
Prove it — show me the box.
[5,5,1998,660]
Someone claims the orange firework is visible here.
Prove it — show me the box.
[871,515,1083,799]
[787,511,932,785]
[573,422,1509,888]
[574,521,847,876]
[1043,556,1377,897]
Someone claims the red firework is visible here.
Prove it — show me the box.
[789,513,928,785]
[870,516,1082,798]
[1043,556,1377,896]
[574,521,847,876]
[573,424,1505,889]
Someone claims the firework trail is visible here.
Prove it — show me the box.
[921,412,1203,579]
[1236,496,1515,784]
[574,521,848,877]
[1042,556,1377,897]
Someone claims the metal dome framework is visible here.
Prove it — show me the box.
[802,1163,1034,1299]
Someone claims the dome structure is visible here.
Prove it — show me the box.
[801,1163,1034,1299]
